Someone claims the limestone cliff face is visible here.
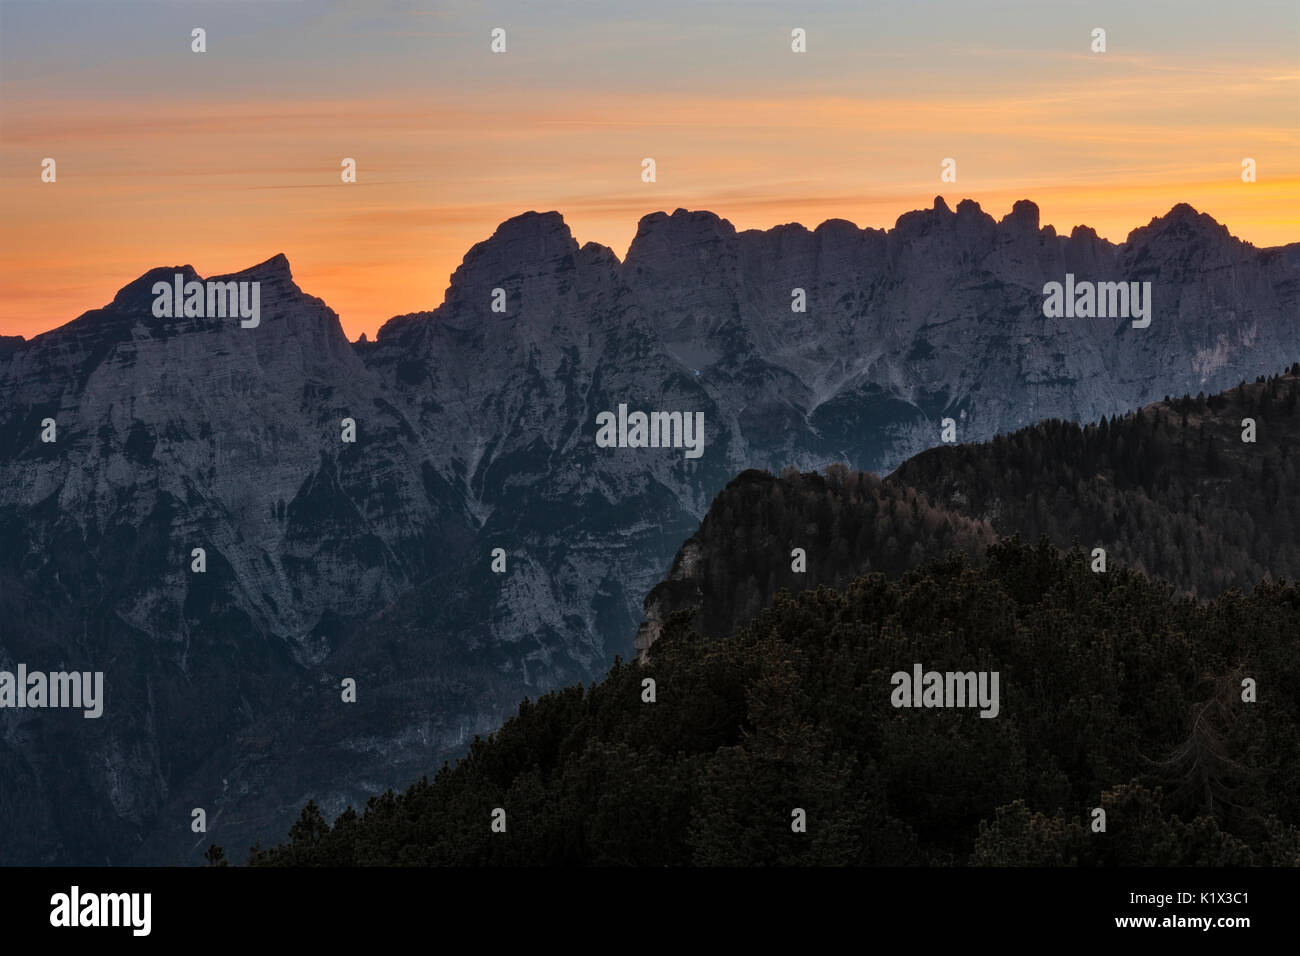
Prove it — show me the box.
[0,254,479,863]
[1,200,1297,863]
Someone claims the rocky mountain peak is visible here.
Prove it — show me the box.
[110,263,203,312]
[624,208,739,267]
[999,198,1041,233]
[439,210,582,321]
[456,210,577,271]
[891,195,959,241]
[233,252,294,283]
[1125,204,1233,249]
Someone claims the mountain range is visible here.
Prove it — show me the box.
[1,198,1297,863]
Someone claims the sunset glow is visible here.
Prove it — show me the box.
[2,0,1297,341]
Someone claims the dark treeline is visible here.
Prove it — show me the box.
[894,365,1300,598]
[247,537,1300,866]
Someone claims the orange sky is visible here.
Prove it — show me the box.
[2,3,1297,342]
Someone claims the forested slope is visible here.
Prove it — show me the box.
[895,365,1300,597]
[251,538,1300,866]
